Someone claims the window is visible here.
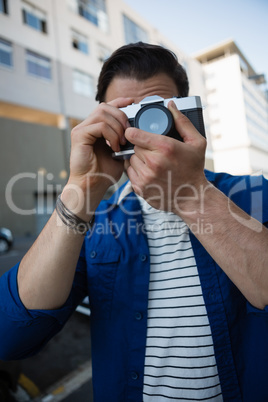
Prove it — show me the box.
[0,38,12,67]
[0,0,8,14]
[26,50,51,80]
[71,30,88,54]
[73,69,94,97]
[68,0,108,32]
[22,2,47,33]
[123,15,148,44]
[97,43,111,63]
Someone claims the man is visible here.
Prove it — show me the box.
[0,42,268,401]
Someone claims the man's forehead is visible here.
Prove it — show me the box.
[105,74,179,103]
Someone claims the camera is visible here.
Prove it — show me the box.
[112,95,206,159]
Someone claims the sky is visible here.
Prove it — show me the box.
[124,0,268,86]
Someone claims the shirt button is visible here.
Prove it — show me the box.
[140,254,147,262]
[135,312,143,320]
[90,250,97,258]
[130,371,139,380]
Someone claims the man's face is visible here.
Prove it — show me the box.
[105,73,179,103]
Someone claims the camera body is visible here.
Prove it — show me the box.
[112,95,206,159]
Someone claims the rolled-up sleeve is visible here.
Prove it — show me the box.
[0,258,87,360]
[246,302,268,316]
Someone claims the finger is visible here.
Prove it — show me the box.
[107,97,134,138]
[125,128,179,170]
[73,121,123,152]
[168,101,205,145]
[126,162,143,196]
[127,156,154,199]
[108,97,134,109]
[94,103,129,131]
[129,153,146,174]
[125,127,166,152]
[77,102,130,148]
[107,98,134,143]
[78,104,127,134]
[96,107,127,146]
[126,162,139,186]
[131,145,147,164]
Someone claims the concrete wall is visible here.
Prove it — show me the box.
[0,117,68,235]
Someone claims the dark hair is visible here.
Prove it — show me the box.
[96,42,189,102]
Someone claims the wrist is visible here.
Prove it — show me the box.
[61,181,104,221]
[55,194,95,235]
[172,178,214,222]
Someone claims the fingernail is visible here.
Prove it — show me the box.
[125,120,131,129]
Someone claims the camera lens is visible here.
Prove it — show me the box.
[135,104,173,136]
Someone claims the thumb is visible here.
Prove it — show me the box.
[108,97,135,109]
[168,100,205,145]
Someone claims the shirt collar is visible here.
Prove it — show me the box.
[115,170,214,206]
[117,180,133,205]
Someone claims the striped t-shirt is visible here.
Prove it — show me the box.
[137,197,223,401]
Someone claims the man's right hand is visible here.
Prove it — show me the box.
[62,97,134,220]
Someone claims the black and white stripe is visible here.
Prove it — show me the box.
[138,197,223,402]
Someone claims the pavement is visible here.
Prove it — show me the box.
[0,237,94,401]
[11,358,93,401]
[13,312,94,402]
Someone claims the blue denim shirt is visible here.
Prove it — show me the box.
[0,171,268,401]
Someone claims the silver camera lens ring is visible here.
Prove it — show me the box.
[134,104,174,136]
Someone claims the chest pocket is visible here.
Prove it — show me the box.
[86,245,122,319]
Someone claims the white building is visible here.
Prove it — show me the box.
[194,39,268,177]
[0,0,208,235]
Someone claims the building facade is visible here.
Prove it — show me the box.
[194,39,268,177]
[2,3,268,237]
[0,0,209,236]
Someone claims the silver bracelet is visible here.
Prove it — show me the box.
[55,195,95,236]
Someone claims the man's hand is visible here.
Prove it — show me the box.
[125,100,208,215]
[63,97,134,219]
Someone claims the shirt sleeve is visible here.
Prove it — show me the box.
[246,302,268,316]
[0,254,88,361]
[246,221,268,315]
